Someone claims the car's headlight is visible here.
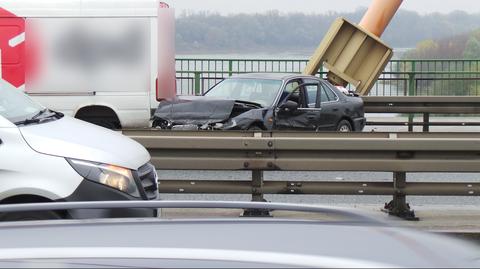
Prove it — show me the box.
[67,159,141,198]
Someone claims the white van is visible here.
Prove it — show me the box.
[0,0,175,129]
[0,81,159,220]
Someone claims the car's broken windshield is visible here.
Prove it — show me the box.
[205,78,282,107]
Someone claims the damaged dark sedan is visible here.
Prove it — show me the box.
[153,73,366,132]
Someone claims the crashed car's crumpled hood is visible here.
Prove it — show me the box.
[154,96,237,125]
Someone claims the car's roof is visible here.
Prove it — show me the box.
[231,73,319,81]
[0,217,477,268]
[0,201,478,267]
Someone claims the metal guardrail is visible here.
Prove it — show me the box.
[124,130,480,220]
[175,58,480,97]
[363,96,480,132]
[364,96,480,114]
[125,131,480,172]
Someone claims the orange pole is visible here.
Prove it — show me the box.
[359,0,403,37]
[157,2,177,101]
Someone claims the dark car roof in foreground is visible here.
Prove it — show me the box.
[231,73,317,81]
[0,201,478,268]
[0,217,478,268]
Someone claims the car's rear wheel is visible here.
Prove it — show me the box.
[337,120,353,132]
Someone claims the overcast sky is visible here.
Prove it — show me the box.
[169,0,480,15]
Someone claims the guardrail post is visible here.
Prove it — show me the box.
[243,170,271,217]
[407,71,416,132]
[228,60,233,77]
[251,170,265,202]
[194,72,201,95]
[383,172,419,221]
[423,113,430,132]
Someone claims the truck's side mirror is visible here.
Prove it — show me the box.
[279,100,299,113]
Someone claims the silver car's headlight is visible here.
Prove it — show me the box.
[67,159,141,198]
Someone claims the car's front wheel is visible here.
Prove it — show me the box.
[248,126,263,131]
[337,120,353,132]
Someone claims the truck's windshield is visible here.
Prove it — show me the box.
[0,87,45,124]
[205,79,282,107]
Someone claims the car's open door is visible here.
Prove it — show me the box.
[274,79,321,131]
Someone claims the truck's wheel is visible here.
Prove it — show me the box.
[0,211,62,221]
[337,120,353,132]
[75,106,121,130]
[89,119,118,130]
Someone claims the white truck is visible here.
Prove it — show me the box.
[0,0,176,129]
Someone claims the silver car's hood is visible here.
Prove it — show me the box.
[19,116,150,170]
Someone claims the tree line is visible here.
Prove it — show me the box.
[176,9,480,55]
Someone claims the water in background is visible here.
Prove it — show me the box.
[177,47,411,60]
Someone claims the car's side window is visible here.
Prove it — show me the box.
[303,79,320,108]
[320,86,329,103]
[282,80,307,108]
[306,85,318,108]
[317,83,339,104]
[325,86,339,102]
[285,81,299,93]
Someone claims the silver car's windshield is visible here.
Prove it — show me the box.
[205,78,282,107]
[0,87,45,123]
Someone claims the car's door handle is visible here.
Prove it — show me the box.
[307,115,317,120]
[333,108,339,112]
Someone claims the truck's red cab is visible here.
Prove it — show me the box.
[0,8,25,88]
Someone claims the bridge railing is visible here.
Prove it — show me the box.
[175,58,480,96]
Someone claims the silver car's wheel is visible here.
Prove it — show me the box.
[337,120,353,132]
